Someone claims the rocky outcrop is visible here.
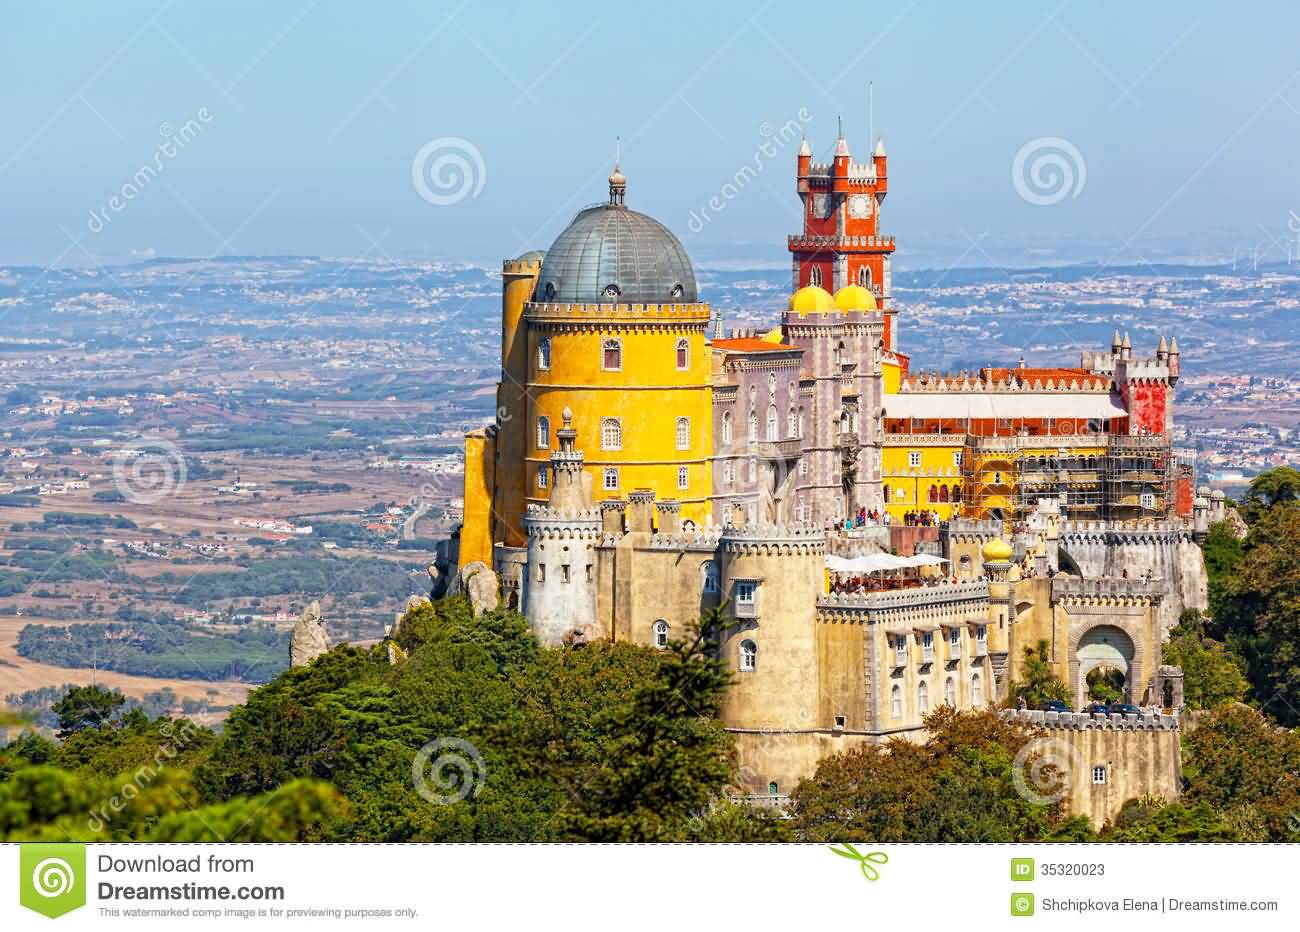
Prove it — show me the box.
[1224,506,1248,541]
[289,600,331,668]
[449,561,499,616]
[427,562,449,600]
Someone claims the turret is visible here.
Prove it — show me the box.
[1156,334,1168,364]
[833,117,851,174]
[1121,332,1132,361]
[797,136,811,179]
[1167,337,1180,382]
[1112,330,1122,355]
[872,137,887,194]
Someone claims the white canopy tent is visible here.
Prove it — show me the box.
[826,553,949,574]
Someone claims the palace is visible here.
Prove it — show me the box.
[452,126,1216,825]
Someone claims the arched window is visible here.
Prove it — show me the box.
[722,411,733,444]
[677,466,688,489]
[724,460,735,485]
[537,465,548,489]
[809,266,822,287]
[603,467,619,490]
[766,405,778,441]
[890,684,902,718]
[675,338,689,370]
[993,471,1003,486]
[798,406,806,438]
[883,484,891,503]
[537,337,551,370]
[601,417,622,450]
[918,681,929,714]
[952,484,962,503]
[857,265,872,288]
[653,620,669,649]
[747,458,757,483]
[739,639,757,672]
[928,484,938,503]
[768,781,779,797]
[944,676,956,707]
[602,339,622,371]
[971,672,983,706]
[939,484,950,503]
[840,410,850,433]
[747,409,758,442]
[536,416,550,449]
[701,561,719,593]
[787,407,797,438]
[676,416,690,450]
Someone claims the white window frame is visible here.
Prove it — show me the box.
[909,451,922,468]
[739,638,757,672]
[944,676,956,707]
[677,466,688,490]
[893,636,907,667]
[766,405,778,442]
[676,416,690,451]
[537,337,551,371]
[972,672,983,706]
[891,684,902,718]
[722,410,733,444]
[602,338,622,372]
[536,415,550,449]
[653,620,669,649]
[701,561,719,594]
[917,680,929,714]
[601,417,622,451]
[675,338,689,371]
[1092,765,1107,785]
[537,466,548,489]
[953,450,963,467]
[1140,491,1155,510]
[921,631,934,663]
[603,467,619,491]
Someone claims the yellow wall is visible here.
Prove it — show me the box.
[494,259,542,547]
[459,429,496,569]
[882,359,902,395]
[526,315,714,528]
[882,443,963,521]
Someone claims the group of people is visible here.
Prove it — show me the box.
[830,507,888,531]
[901,509,942,527]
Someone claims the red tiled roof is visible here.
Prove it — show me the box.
[711,338,800,353]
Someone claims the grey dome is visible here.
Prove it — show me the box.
[539,201,698,304]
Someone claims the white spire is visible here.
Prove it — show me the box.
[874,137,886,157]
[834,115,850,157]
[798,136,811,157]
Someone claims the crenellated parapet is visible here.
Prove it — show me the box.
[999,708,1179,732]
[899,372,1112,393]
[1052,576,1164,606]
[1060,519,1195,546]
[719,523,826,556]
[648,528,725,551]
[817,579,990,618]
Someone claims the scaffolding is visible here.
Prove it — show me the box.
[959,434,1172,524]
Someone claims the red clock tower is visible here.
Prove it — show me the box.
[789,124,898,348]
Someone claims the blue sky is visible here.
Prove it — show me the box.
[3,0,1300,268]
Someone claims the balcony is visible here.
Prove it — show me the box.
[893,649,907,668]
[754,438,802,461]
[734,600,757,619]
[921,646,935,664]
[975,641,988,658]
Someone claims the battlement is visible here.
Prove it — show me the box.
[945,518,1004,540]
[718,522,826,555]
[1060,519,1194,544]
[1051,576,1164,604]
[502,257,543,274]
[817,579,989,613]
[787,234,894,250]
[524,301,712,323]
[647,528,725,551]
[999,708,1179,732]
[899,373,1111,393]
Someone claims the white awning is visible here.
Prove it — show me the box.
[883,392,1128,421]
[826,553,950,574]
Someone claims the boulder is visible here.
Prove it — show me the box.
[450,561,499,616]
[1224,506,1248,541]
[289,600,331,668]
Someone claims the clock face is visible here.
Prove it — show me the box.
[848,194,872,219]
[811,193,832,220]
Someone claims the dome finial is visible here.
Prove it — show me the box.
[608,137,626,207]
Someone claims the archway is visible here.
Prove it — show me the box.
[1075,625,1135,704]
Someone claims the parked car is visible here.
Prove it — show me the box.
[1106,702,1141,715]
[1084,702,1109,714]
[1039,699,1071,713]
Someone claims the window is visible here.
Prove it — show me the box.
[675,338,689,370]
[834,714,846,730]
[944,676,956,707]
[603,467,619,490]
[537,337,551,370]
[917,681,929,714]
[602,338,622,371]
[787,407,797,438]
[857,265,872,288]
[975,624,987,656]
[560,564,570,583]
[993,471,1003,485]
[537,564,546,582]
[1092,765,1107,785]
[809,266,822,287]
[724,460,735,485]
[890,684,902,718]
[739,639,757,672]
[921,631,934,662]
[766,405,778,441]
[676,416,690,450]
[601,417,622,450]
[536,415,550,449]
[893,636,907,667]
[701,561,719,593]
[747,409,758,442]
[971,672,983,706]
[736,580,756,604]
[928,483,938,503]
[798,406,805,438]
[799,457,808,477]
[1140,492,1155,510]
[949,627,961,657]
[722,410,733,444]
[677,466,688,489]
[653,620,669,649]
[747,458,757,483]
[768,781,778,796]
[537,466,548,489]
[909,451,922,468]
[954,451,964,468]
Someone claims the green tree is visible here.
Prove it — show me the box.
[1006,640,1070,709]
[1245,466,1300,510]
[1103,799,1240,842]
[51,685,126,738]
[790,707,1087,842]
[1182,704,1300,840]
[1159,616,1248,710]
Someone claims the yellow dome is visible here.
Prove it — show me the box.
[833,284,878,311]
[982,537,1013,562]
[788,285,835,316]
